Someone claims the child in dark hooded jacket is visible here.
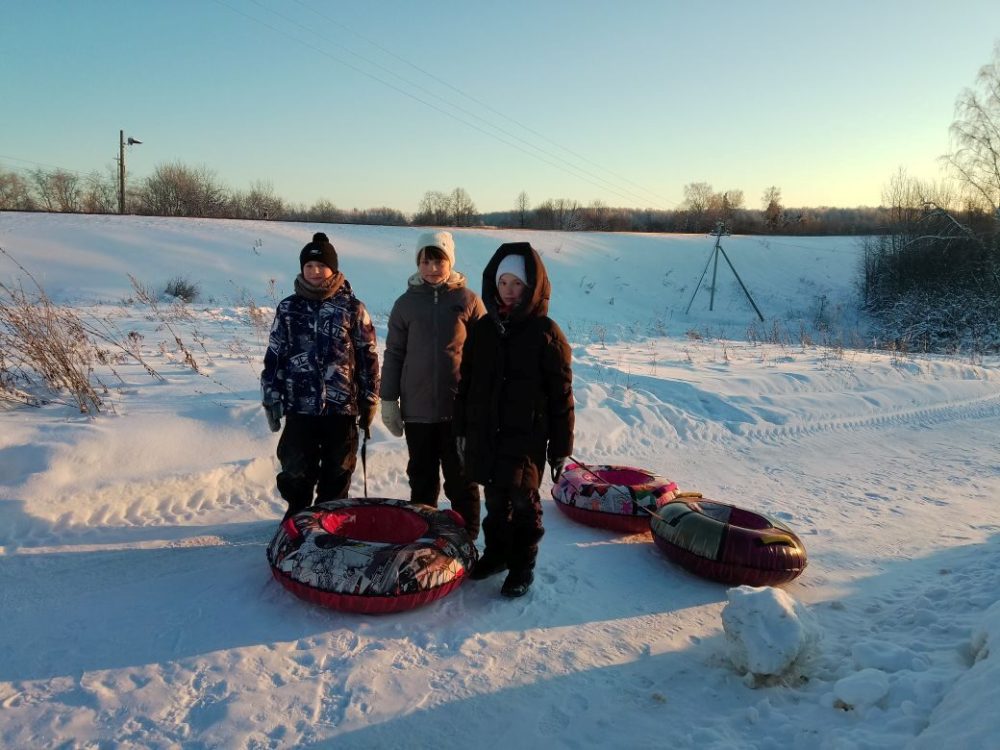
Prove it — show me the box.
[454,242,574,597]
[261,232,380,520]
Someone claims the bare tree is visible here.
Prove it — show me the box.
[530,198,583,230]
[138,162,228,217]
[49,170,82,212]
[30,169,58,211]
[533,199,555,229]
[587,199,608,231]
[0,168,35,210]
[883,168,928,231]
[762,186,783,231]
[515,191,530,228]
[711,189,744,228]
[683,182,713,213]
[232,180,284,220]
[682,182,714,231]
[81,168,118,214]
[946,42,1000,219]
[450,187,478,226]
[307,199,343,223]
[415,190,452,225]
[554,198,582,230]
[352,206,408,225]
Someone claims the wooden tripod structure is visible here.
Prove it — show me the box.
[685,221,764,322]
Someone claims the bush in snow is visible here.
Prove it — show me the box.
[164,276,200,303]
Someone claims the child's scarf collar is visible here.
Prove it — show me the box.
[294,271,344,300]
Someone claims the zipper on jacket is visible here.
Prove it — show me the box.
[432,286,439,414]
[313,302,327,413]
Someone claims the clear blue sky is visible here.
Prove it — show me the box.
[3,1,999,214]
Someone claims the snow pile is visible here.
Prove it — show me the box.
[851,640,929,673]
[831,668,890,712]
[909,601,1000,748]
[971,600,1000,663]
[721,585,820,680]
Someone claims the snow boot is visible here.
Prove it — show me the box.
[501,569,534,598]
[470,551,508,580]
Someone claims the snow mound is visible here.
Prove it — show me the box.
[909,600,1000,748]
[721,585,820,678]
[832,667,890,710]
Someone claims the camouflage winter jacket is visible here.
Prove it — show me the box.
[261,278,379,416]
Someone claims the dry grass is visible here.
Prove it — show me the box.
[0,247,165,413]
[1,247,276,415]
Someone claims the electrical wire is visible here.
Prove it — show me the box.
[288,0,677,208]
[212,0,675,209]
[0,155,99,178]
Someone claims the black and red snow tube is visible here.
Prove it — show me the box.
[267,497,478,614]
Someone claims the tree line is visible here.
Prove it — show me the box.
[3,37,998,260]
[483,187,890,235]
[3,162,897,236]
[0,162,409,227]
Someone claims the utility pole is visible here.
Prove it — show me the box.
[118,130,142,214]
[685,220,764,321]
[118,130,126,214]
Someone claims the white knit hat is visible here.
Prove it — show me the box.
[495,253,527,286]
[415,230,455,266]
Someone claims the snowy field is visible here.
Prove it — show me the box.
[1,212,999,749]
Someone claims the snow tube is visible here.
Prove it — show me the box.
[649,495,807,586]
[266,498,479,614]
[551,462,679,534]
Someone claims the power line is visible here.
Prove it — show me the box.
[289,0,677,208]
[0,155,101,178]
[212,0,675,209]
[234,0,664,208]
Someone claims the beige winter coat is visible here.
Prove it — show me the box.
[380,271,485,423]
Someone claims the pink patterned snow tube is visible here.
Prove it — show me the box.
[551,462,679,534]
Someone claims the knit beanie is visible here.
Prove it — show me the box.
[495,253,527,286]
[299,232,338,272]
[415,230,456,266]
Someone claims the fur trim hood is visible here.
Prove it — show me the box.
[481,242,551,323]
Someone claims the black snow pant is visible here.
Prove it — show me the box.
[404,421,481,538]
[276,412,358,517]
[482,457,545,573]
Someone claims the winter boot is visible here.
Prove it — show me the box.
[281,498,312,522]
[500,568,534,598]
[470,550,508,580]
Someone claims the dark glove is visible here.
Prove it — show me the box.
[358,402,376,440]
[455,436,466,472]
[263,402,283,433]
[550,456,568,482]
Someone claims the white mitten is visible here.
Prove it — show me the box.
[381,400,404,437]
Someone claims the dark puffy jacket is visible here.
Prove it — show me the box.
[381,271,485,422]
[261,278,379,416]
[455,242,574,486]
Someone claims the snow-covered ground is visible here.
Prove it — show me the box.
[1,212,998,749]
